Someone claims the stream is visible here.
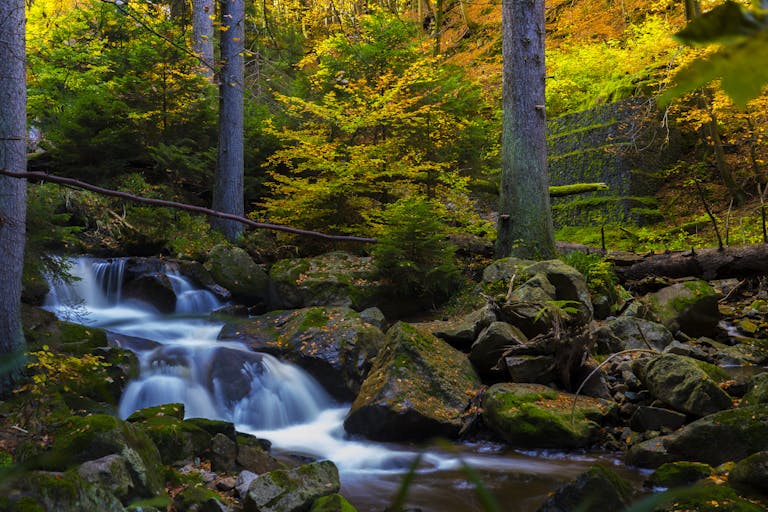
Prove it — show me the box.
[44,257,642,511]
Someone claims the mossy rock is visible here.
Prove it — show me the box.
[647,280,720,338]
[344,322,481,442]
[646,462,714,488]
[21,306,108,355]
[127,403,186,422]
[537,464,634,512]
[729,451,768,497]
[243,460,340,512]
[205,244,270,305]
[184,418,236,442]
[647,482,766,511]
[482,382,614,449]
[310,494,358,512]
[130,414,212,466]
[39,414,163,498]
[743,373,768,406]
[172,485,226,512]
[269,251,384,311]
[4,470,126,512]
[219,306,385,400]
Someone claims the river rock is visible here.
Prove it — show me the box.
[743,372,768,406]
[432,305,498,350]
[344,322,481,442]
[235,433,284,475]
[504,355,556,384]
[207,347,269,404]
[205,244,270,305]
[626,405,768,468]
[645,461,714,488]
[122,272,177,313]
[219,307,385,400]
[126,405,212,466]
[594,317,673,353]
[470,321,527,376]
[173,486,229,512]
[359,307,387,331]
[42,414,163,498]
[8,470,127,511]
[243,460,340,512]
[482,383,614,449]
[646,280,720,337]
[77,454,134,503]
[268,251,383,311]
[629,405,687,433]
[640,354,733,417]
[536,464,634,512]
[729,450,768,496]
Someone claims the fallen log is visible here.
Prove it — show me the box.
[610,244,768,283]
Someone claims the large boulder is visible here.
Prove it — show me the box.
[640,354,733,417]
[743,372,768,406]
[77,454,135,504]
[7,470,127,512]
[219,307,385,400]
[205,244,270,305]
[243,460,340,512]
[470,321,527,377]
[536,464,634,512]
[126,404,213,466]
[626,405,768,468]
[594,317,673,354]
[647,280,720,337]
[482,383,614,449]
[344,322,481,441]
[729,450,768,497]
[268,251,384,311]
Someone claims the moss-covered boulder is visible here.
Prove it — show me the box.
[5,470,126,511]
[594,317,673,354]
[482,382,614,449]
[243,460,340,512]
[77,454,135,503]
[235,433,285,474]
[646,462,714,488]
[127,405,212,466]
[536,464,634,512]
[647,280,720,337]
[173,485,228,512]
[640,354,733,417]
[743,372,768,406]
[205,244,270,305]
[344,322,481,441]
[310,494,358,512]
[22,305,108,355]
[269,251,384,311]
[219,307,385,400]
[626,405,768,468]
[647,482,766,512]
[729,451,768,497]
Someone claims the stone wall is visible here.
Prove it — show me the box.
[547,97,682,227]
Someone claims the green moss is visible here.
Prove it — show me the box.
[651,483,766,512]
[127,403,186,422]
[647,462,714,488]
[9,496,46,512]
[310,494,358,512]
[300,308,331,330]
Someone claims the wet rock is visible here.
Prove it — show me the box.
[482,382,614,449]
[640,354,733,417]
[743,372,768,406]
[207,347,268,404]
[645,461,714,488]
[123,273,177,313]
[126,405,212,466]
[310,494,358,511]
[268,251,383,311]
[211,433,237,473]
[8,470,127,511]
[431,305,497,350]
[470,321,526,376]
[344,322,481,442]
[536,464,634,512]
[359,307,387,331]
[219,307,385,400]
[647,280,720,337]
[630,406,687,433]
[77,454,134,503]
[626,405,768,468]
[594,317,673,353]
[729,450,768,496]
[205,244,270,305]
[235,433,284,474]
[243,460,340,512]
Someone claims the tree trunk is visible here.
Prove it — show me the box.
[495,0,556,260]
[192,0,215,80]
[0,0,27,395]
[212,0,245,242]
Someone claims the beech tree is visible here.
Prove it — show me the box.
[212,0,245,241]
[0,0,28,394]
[495,0,556,259]
[192,0,215,80]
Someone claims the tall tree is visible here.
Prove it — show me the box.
[212,0,245,241]
[192,0,215,80]
[0,0,28,394]
[495,0,555,259]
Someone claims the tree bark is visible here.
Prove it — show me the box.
[495,0,556,260]
[212,0,245,242]
[192,0,215,80]
[0,0,27,394]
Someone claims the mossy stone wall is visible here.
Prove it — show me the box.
[547,97,682,227]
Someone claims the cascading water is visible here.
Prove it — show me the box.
[44,256,636,511]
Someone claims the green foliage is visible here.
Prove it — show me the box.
[662,1,768,106]
[16,346,110,398]
[372,197,461,301]
[560,251,618,301]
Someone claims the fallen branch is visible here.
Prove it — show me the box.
[549,182,608,197]
[0,169,377,244]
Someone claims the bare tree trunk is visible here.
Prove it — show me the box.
[192,0,215,80]
[212,0,245,242]
[496,0,555,259]
[0,0,27,394]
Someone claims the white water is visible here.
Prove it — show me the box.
[45,257,630,511]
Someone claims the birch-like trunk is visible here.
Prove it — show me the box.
[495,0,556,259]
[0,0,28,393]
[212,0,245,242]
